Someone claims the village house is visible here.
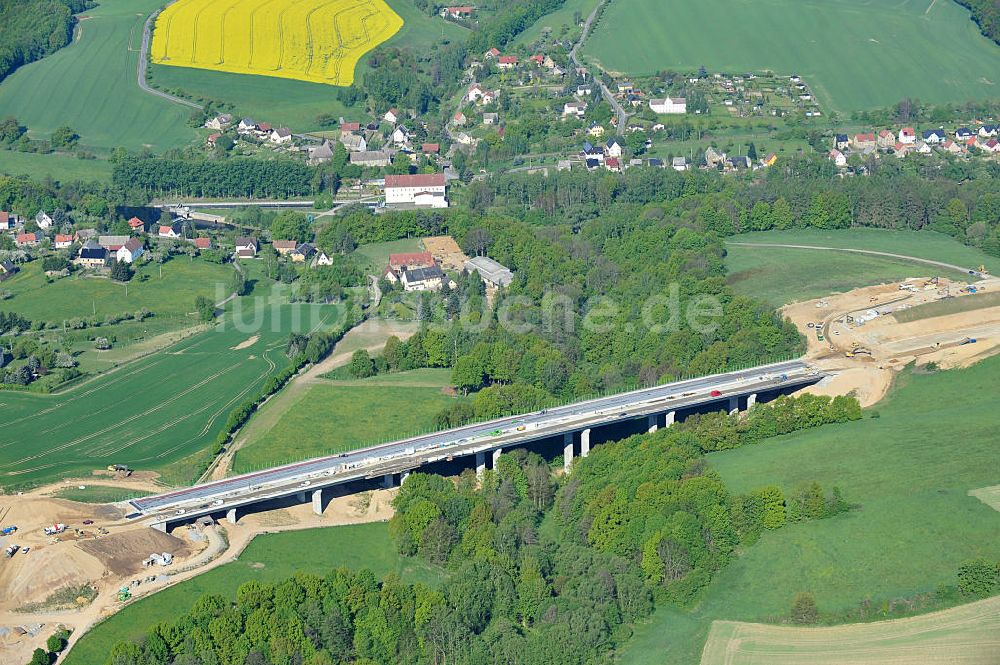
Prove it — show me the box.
[497,55,518,70]
[0,260,17,281]
[834,134,849,150]
[312,251,333,267]
[15,232,41,247]
[852,133,876,150]
[255,123,273,139]
[383,108,401,124]
[617,81,634,95]
[981,138,1000,153]
[914,141,932,155]
[391,126,411,146]
[158,223,183,239]
[207,132,222,147]
[464,255,513,288]
[238,118,257,134]
[941,139,964,155]
[762,152,778,167]
[0,211,18,231]
[979,125,998,138]
[116,237,144,264]
[604,157,622,172]
[828,149,847,167]
[205,113,233,130]
[54,234,74,249]
[340,122,361,133]
[235,237,259,259]
[605,138,623,158]
[923,129,946,144]
[955,127,974,140]
[454,132,476,146]
[291,243,316,263]
[308,140,335,164]
[705,147,726,169]
[898,127,916,145]
[877,129,895,149]
[576,85,592,97]
[35,211,53,230]
[453,111,467,126]
[384,173,448,208]
[484,47,501,60]
[466,83,487,103]
[194,237,212,251]
[270,127,293,144]
[483,112,498,125]
[98,235,129,251]
[672,156,688,172]
[384,251,437,283]
[443,5,473,18]
[74,228,97,243]
[649,97,686,114]
[75,240,107,268]
[340,132,367,152]
[422,143,440,155]
[588,123,605,138]
[529,54,544,66]
[127,216,145,233]
[350,151,393,167]
[401,265,446,292]
[582,141,604,163]
[563,101,587,118]
[273,240,297,255]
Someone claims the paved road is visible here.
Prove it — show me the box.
[569,0,628,134]
[131,360,815,520]
[137,8,202,110]
[728,242,987,278]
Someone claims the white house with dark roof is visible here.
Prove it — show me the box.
[116,238,145,264]
[385,173,448,208]
[649,97,686,114]
[235,237,259,259]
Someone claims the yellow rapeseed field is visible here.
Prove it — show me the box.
[150,0,403,86]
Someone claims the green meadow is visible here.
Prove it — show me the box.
[0,150,113,182]
[582,0,1000,113]
[231,368,461,473]
[0,0,198,152]
[64,523,443,665]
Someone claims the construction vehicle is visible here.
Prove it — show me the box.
[846,342,872,358]
[117,586,132,602]
[978,265,989,276]
[43,523,67,536]
[1,526,17,536]
[960,338,977,345]
[107,464,133,477]
[4,545,18,558]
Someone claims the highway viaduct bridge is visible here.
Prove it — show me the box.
[132,360,826,532]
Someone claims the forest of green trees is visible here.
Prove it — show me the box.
[955,0,1000,44]
[103,394,860,665]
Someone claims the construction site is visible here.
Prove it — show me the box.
[0,477,398,663]
[790,271,1000,405]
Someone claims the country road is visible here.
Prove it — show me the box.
[137,8,203,110]
[569,0,628,134]
[728,242,986,277]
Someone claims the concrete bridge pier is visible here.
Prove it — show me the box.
[563,432,574,473]
[580,428,591,457]
[401,471,410,484]
[312,488,323,515]
[665,410,675,428]
[747,393,757,410]
[647,414,658,433]
[729,396,739,415]
[382,473,394,489]
[476,451,486,479]
[152,522,166,533]
[226,508,238,525]
[492,447,502,468]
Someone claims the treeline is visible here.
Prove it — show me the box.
[0,0,89,83]
[111,157,315,199]
[954,0,1000,44]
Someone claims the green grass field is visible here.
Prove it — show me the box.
[0,301,344,490]
[3,258,233,323]
[620,357,1000,665]
[64,522,442,665]
[0,150,113,183]
[893,290,1000,323]
[146,0,466,131]
[517,0,598,44]
[349,237,424,273]
[49,485,153,503]
[725,229,997,306]
[231,368,460,473]
[582,0,1000,113]
[0,0,198,152]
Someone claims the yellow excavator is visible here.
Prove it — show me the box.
[845,342,872,358]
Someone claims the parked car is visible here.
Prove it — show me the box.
[710,389,722,397]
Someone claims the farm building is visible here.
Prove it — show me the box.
[649,97,686,114]
[384,174,448,208]
[350,151,392,167]
[0,260,18,281]
[235,237,259,258]
[273,240,297,255]
[75,241,108,268]
[464,256,513,288]
[116,238,145,264]
[401,265,446,292]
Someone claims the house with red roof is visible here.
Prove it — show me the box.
[384,173,448,208]
[15,232,41,247]
[127,216,145,232]
[443,6,473,18]
[54,234,74,249]
[421,143,440,154]
[272,240,298,255]
[193,237,212,250]
[898,127,916,145]
[529,54,544,65]
[484,47,501,59]
[877,129,895,149]
[497,55,518,70]
[851,133,876,151]
[340,122,361,133]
